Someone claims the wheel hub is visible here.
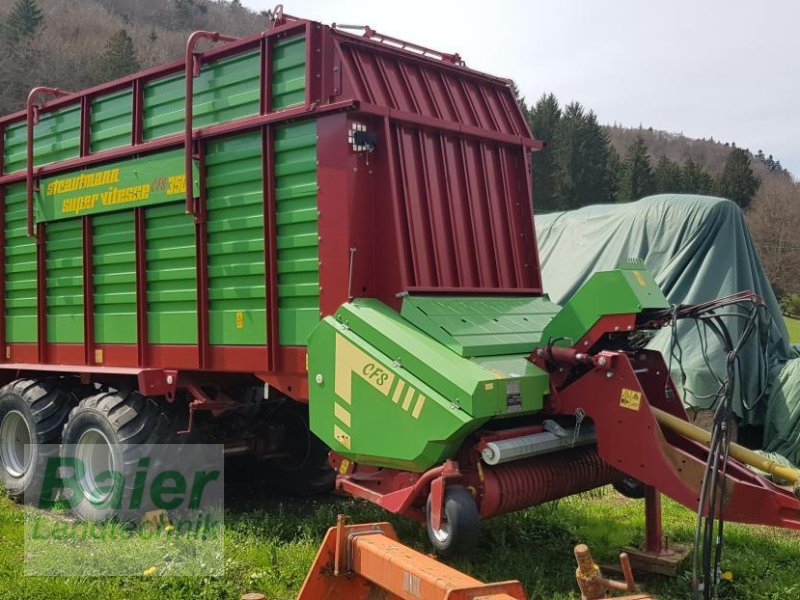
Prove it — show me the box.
[431,519,451,543]
[0,410,32,478]
[75,428,117,504]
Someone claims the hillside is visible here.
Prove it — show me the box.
[606,126,791,184]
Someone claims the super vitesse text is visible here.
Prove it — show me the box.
[46,170,187,217]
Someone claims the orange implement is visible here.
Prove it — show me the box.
[297,515,526,600]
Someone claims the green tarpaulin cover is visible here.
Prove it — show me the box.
[535,194,799,460]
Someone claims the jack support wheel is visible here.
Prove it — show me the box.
[425,484,480,557]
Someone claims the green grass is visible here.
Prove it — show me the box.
[2,485,800,599]
[784,316,800,344]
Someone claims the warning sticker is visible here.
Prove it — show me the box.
[620,388,642,411]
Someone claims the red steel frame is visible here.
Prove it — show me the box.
[0,14,542,403]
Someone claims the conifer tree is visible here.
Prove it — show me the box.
[0,0,44,112]
[605,146,623,203]
[680,158,714,194]
[618,136,655,201]
[715,147,760,210]
[2,0,43,44]
[654,156,683,193]
[551,102,610,209]
[528,93,561,211]
[97,29,140,82]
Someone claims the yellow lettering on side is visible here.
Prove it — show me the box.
[632,270,647,287]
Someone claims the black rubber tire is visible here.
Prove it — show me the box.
[0,378,73,502]
[425,485,480,557]
[268,403,335,496]
[613,476,646,499]
[60,390,174,521]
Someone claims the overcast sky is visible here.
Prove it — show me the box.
[243,0,799,178]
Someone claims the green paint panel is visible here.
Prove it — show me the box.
[541,265,670,347]
[206,131,266,345]
[3,122,27,174]
[91,89,133,153]
[143,50,260,141]
[401,295,561,357]
[274,120,318,346]
[93,211,136,344]
[271,36,306,109]
[4,105,81,173]
[46,219,84,343]
[4,184,37,342]
[146,203,197,344]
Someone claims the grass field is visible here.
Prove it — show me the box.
[785,316,800,344]
[3,471,800,600]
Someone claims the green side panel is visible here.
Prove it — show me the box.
[541,265,670,346]
[271,36,306,109]
[4,184,37,342]
[308,316,479,472]
[45,219,84,343]
[401,295,561,357]
[206,131,266,345]
[146,203,197,344]
[93,212,136,344]
[4,106,81,173]
[35,105,82,167]
[143,50,260,141]
[274,120,318,346]
[4,122,27,174]
[91,89,133,153]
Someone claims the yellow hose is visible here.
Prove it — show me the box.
[651,407,800,485]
